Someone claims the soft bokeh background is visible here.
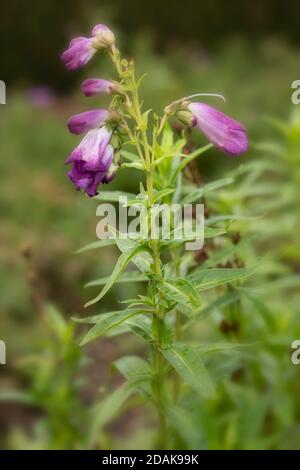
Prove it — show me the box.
[0,0,300,449]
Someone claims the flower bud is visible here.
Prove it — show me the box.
[81,79,122,97]
[91,24,115,49]
[176,109,196,127]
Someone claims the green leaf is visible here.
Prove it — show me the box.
[131,250,153,273]
[85,271,147,288]
[88,384,131,447]
[161,342,215,397]
[184,291,241,328]
[152,188,175,203]
[158,278,202,315]
[238,288,276,329]
[202,236,255,268]
[161,227,225,248]
[121,161,144,171]
[171,144,213,181]
[166,406,203,450]
[122,315,153,342]
[94,190,136,202]
[85,245,150,307]
[189,266,257,291]
[182,177,234,204]
[114,356,152,398]
[192,342,248,355]
[120,149,139,162]
[75,239,116,254]
[80,308,142,345]
[44,304,67,338]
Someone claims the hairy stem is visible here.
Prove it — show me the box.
[124,65,167,448]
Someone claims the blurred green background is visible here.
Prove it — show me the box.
[0,0,300,449]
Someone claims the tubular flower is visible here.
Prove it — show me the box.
[81,79,120,97]
[61,37,96,71]
[66,127,116,196]
[61,24,115,71]
[188,103,248,156]
[67,109,109,135]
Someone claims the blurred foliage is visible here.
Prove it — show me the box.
[0,21,300,449]
[2,0,300,90]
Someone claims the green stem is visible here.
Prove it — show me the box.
[147,167,167,448]
[173,249,181,402]
[128,68,167,448]
[110,47,167,447]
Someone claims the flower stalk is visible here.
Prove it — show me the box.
[62,23,249,450]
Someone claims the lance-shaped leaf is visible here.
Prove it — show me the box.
[162,227,225,248]
[88,384,132,447]
[85,271,147,288]
[189,265,257,291]
[120,149,140,162]
[161,342,215,397]
[181,177,234,204]
[157,278,202,315]
[114,356,152,399]
[95,190,136,202]
[183,290,241,329]
[76,238,116,254]
[152,188,175,203]
[85,245,150,307]
[80,308,142,345]
[122,314,153,342]
[171,144,213,181]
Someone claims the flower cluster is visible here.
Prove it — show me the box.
[62,24,248,197]
[62,25,119,196]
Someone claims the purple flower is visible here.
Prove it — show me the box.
[67,109,109,135]
[61,37,95,71]
[81,79,120,97]
[66,126,112,170]
[66,127,115,196]
[188,103,248,156]
[61,24,115,71]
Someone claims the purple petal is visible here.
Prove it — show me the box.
[68,163,105,197]
[81,78,114,97]
[61,37,95,71]
[66,127,112,170]
[188,103,248,156]
[67,109,109,135]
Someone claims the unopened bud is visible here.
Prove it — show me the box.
[92,24,115,49]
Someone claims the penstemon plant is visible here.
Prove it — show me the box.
[62,24,249,449]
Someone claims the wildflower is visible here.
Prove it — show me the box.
[61,37,96,71]
[66,127,116,196]
[188,103,248,156]
[61,24,115,71]
[67,109,109,135]
[81,78,121,97]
